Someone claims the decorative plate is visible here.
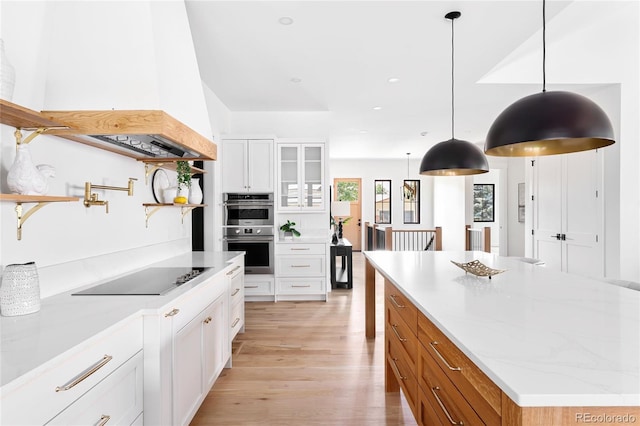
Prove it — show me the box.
[151,169,170,203]
[451,259,505,279]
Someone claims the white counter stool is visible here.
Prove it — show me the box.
[605,279,640,291]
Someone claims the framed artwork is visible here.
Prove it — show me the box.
[374,180,391,224]
[403,180,420,224]
[473,184,494,222]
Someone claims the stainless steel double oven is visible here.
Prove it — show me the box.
[223,193,274,274]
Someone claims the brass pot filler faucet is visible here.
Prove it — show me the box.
[84,178,137,213]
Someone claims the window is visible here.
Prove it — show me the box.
[403,180,420,224]
[473,184,494,222]
[375,180,391,224]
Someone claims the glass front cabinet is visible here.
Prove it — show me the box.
[277,143,324,211]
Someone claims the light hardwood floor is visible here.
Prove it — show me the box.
[190,252,417,425]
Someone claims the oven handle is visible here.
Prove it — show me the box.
[223,237,274,243]
[223,202,274,207]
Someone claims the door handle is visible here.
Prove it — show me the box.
[358,218,361,227]
[550,233,561,240]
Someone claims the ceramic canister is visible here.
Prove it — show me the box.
[0,262,41,316]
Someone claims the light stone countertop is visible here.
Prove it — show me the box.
[364,250,640,408]
[0,251,244,388]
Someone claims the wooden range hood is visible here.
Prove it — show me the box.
[41,109,217,161]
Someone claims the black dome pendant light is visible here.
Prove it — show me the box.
[484,0,615,157]
[420,11,489,176]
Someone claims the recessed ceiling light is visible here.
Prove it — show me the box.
[290,77,302,83]
[388,77,400,83]
[420,131,429,136]
[279,17,294,25]
[373,106,382,111]
[359,130,368,134]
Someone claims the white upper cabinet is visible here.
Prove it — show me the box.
[222,139,274,193]
[277,143,324,211]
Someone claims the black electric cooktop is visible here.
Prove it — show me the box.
[72,267,209,296]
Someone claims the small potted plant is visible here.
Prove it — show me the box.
[174,160,191,204]
[279,220,301,240]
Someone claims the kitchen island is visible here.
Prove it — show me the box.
[364,250,639,425]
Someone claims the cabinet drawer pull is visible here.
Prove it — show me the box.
[203,316,212,324]
[431,386,464,425]
[389,294,405,308]
[291,248,310,251]
[291,264,311,268]
[226,265,242,275]
[291,284,311,288]
[164,308,180,317]
[232,317,240,327]
[55,355,113,392]
[231,288,241,296]
[390,324,407,342]
[429,341,461,371]
[245,285,259,289]
[98,414,111,426]
[389,357,406,381]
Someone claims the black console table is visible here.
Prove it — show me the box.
[330,238,353,289]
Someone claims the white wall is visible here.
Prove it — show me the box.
[1,1,213,297]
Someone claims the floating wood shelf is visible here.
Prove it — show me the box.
[0,194,80,240]
[142,203,207,227]
[0,99,66,129]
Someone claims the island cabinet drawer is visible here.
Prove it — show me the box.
[387,336,419,416]
[386,302,418,369]
[418,344,484,426]
[418,313,501,425]
[418,388,444,426]
[0,317,143,426]
[48,350,143,426]
[276,256,325,277]
[275,243,326,255]
[385,280,417,335]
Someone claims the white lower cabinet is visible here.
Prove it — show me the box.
[144,264,235,426]
[173,293,228,426]
[0,317,143,426]
[244,274,275,301]
[275,242,327,301]
[48,351,144,426]
[226,262,245,340]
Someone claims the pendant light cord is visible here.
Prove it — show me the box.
[451,16,455,139]
[542,0,546,92]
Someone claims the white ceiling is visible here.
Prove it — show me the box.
[185,1,635,159]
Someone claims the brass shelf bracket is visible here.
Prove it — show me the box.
[144,205,163,228]
[144,163,165,185]
[15,201,51,240]
[180,206,197,224]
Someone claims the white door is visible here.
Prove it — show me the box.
[533,155,564,271]
[563,150,603,277]
[532,151,603,277]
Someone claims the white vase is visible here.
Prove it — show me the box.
[163,186,178,204]
[188,178,203,204]
[0,262,41,317]
[0,39,15,101]
[7,144,56,195]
